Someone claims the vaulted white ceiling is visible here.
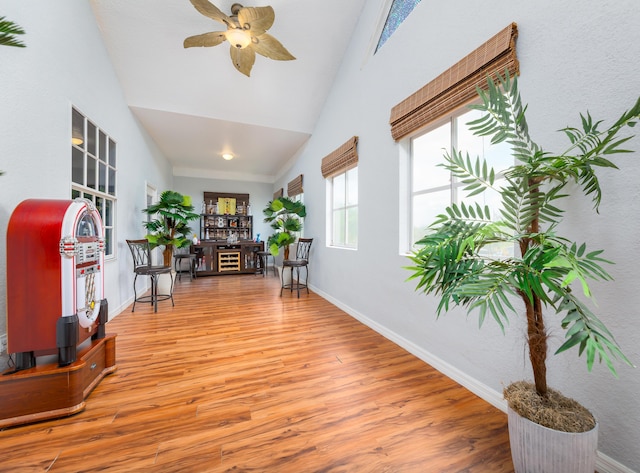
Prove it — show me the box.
[90,0,370,183]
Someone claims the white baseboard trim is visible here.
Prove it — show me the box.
[596,452,637,473]
[309,285,637,473]
[107,296,133,322]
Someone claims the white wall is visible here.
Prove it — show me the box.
[277,0,640,471]
[0,1,173,369]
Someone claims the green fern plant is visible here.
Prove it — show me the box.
[406,71,639,400]
[0,16,26,48]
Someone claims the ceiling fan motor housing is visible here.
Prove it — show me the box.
[231,3,243,15]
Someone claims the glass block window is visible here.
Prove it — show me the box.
[375,0,421,53]
[71,107,117,258]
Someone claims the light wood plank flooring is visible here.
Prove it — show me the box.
[0,273,513,472]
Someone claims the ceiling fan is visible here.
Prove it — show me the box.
[184,0,295,77]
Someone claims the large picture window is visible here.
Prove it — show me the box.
[71,107,117,257]
[392,24,519,255]
[407,107,512,253]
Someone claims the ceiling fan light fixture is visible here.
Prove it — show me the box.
[222,153,234,160]
[225,28,251,49]
[185,1,296,76]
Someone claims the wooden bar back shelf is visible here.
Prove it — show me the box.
[201,192,253,242]
[195,191,263,276]
[0,335,117,428]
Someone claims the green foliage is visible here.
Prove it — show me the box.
[407,71,638,385]
[142,190,200,256]
[0,16,26,48]
[263,196,306,256]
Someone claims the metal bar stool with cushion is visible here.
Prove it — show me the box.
[174,246,197,281]
[126,239,174,312]
[256,250,277,277]
[281,238,313,298]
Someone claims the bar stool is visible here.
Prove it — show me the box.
[281,238,313,297]
[256,250,276,277]
[126,239,174,312]
[174,252,197,281]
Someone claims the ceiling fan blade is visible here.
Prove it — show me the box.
[237,6,275,36]
[189,0,232,26]
[252,33,295,61]
[230,46,256,77]
[184,32,227,48]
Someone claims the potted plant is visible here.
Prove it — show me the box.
[263,196,306,259]
[406,71,638,472]
[0,16,26,48]
[142,190,200,267]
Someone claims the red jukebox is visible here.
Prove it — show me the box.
[1,198,116,427]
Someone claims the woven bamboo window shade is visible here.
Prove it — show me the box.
[287,174,303,196]
[321,136,359,178]
[389,23,519,141]
[273,188,283,200]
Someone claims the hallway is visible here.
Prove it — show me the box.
[0,274,513,472]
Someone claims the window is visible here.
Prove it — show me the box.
[375,0,422,53]
[407,107,512,252]
[321,137,359,249]
[287,174,303,198]
[391,24,519,254]
[328,167,358,249]
[287,174,305,236]
[71,107,117,257]
[289,192,305,226]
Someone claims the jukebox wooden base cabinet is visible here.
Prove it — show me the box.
[0,335,116,428]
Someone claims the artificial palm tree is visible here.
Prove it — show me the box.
[406,71,638,421]
[0,16,26,48]
[142,190,200,266]
[263,196,306,258]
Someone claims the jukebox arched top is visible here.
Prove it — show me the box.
[7,198,106,358]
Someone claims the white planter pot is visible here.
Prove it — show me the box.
[277,265,292,287]
[157,270,175,296]
[508,405,598,473]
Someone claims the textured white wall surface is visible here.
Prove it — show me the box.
[0,0,173,367]
[0,0,638,471]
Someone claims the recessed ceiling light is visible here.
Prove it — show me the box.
[222,153,234,160]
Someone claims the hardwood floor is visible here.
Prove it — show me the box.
[0,274,513,472]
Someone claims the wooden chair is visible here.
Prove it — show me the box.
[126,239,174,312]
[281,238,313,298]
